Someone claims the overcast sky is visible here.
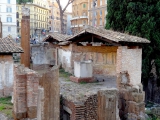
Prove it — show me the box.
[57,0,72,12]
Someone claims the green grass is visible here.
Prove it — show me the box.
[59,69,72,79]
[80,81,87,84]
[0,96,13,118]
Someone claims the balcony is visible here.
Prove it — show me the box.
[71,16,88,20]
[71,24,85,28]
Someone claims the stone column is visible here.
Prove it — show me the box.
[20,7,30,68]
[0,18,2,38]
[38,66,60,120]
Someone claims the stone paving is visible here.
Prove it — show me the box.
[0,113,12,120]
[60,75,117,103]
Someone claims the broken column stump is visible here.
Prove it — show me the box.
[97,89,120,120]
[38,66,60,120]
[20,7,30,68]
[117,72,145,120]
[13,65,40,120]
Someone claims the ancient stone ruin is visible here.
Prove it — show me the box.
[0,24,150,120]
[13,65,59,120]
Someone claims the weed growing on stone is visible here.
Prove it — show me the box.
[59,69,71,79]
[0,96,13,118]
[0,105,5,111]
[80,81,87,84]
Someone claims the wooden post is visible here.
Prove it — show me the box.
[20,7,30,68]
[0,18,2,38]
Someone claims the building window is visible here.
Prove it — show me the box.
[7,17,12,22]
[94,11,97,17]
[17,20,19,27]
[100,18,102,25]
[7,0,10,4]
[16,12,19,18]
[8,27,11,32]
[95,19,97,26]
[83,4,86,8]
[7,7,12,12]
[100,0,102,5]
[100,10,102,16]
[91,2,92,8]
[83,20,86,25]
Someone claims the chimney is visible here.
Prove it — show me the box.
[0,18,2,38]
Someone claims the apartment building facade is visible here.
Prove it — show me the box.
[88,0,107,27]
[17,0,49,41]
[71,0,88,34]
[0,0,17,39]
[48,1,67,34]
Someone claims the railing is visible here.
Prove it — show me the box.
[70,16,88,20]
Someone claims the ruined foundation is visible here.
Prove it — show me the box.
[117,72,145,120]
[13,65,40,120]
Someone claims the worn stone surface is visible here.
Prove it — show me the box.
[63,94,98,120]
[117,70,145,120]
[116,46,142,86]
[98,89,120,120]
[0,112,13,120]
[13,65,40,120]
[37,87,44,120]
[60,76,117,103]
[39,66,60,120]
[60,44,117,76]
[70,76,94,83]
[0,55,14,97]
[60,75,117,120]
[31,44,57,69]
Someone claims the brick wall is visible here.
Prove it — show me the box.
[63,90,119,120]
[13,65,40,119]
[31,44,58,70]
[0,55,14,97]
[38,66,60,120]
[61,44,117,76]
[84,95,98,119]
[116,46,142,86]
[62,95,98,120]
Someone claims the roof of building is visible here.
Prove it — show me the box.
[0,37,23,53]
[61,26,150,45]
[43,33,71,42]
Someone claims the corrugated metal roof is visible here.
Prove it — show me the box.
[0,37,23,53]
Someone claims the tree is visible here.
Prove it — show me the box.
[16,0,33,5]
[56,0,75,34]
[106,0,160,80]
